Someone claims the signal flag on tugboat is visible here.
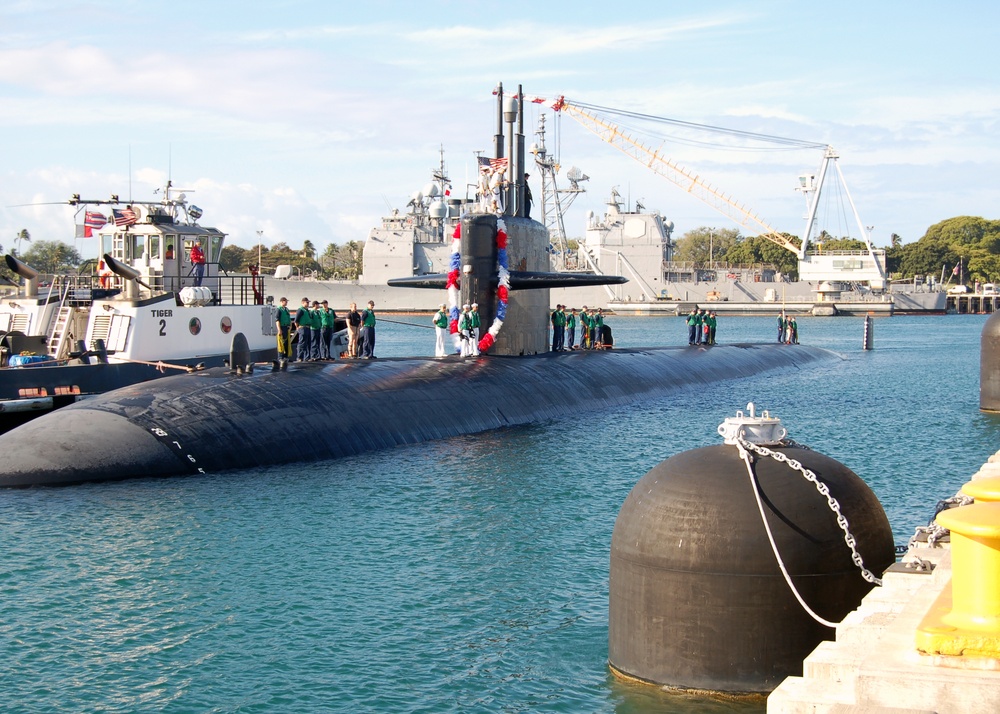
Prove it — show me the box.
[112,207,137,227]
[78,211,107,238]
[85,211,107,229]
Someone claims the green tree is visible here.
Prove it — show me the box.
[219,245,253,272]
[968,250,1000,283]
[726,235,800,277]
[21,240,82,274]
[319,243,340,277]
[818,237,868,251]
[336,241,363,279]
[0,240,13,284]
[672,227,740,264]
[896,240,957,281]
[302,240,316,260]
[891,216,1000,282]
[922,216,999,248]
[14,229,30,256]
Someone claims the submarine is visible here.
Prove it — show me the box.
[0,84,839,487]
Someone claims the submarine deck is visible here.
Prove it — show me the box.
[0,343,838,487]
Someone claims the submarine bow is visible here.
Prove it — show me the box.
[0,344,837,487]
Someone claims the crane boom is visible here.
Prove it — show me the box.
[557,100,804,259]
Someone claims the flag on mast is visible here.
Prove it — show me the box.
[112,207,137,227]
[77,211,108,238]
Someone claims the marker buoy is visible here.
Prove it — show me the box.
[609,404,894,694]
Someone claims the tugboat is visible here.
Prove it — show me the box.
[0,184,333,430]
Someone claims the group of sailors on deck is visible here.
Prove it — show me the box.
[432,303,481,358]
[551,305,606,351]
[274,297,378,362]
[686,309,718,346]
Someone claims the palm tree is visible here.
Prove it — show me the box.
[302,240,316,260]
[14,229,30,256]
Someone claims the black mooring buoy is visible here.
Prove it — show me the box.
[981,311,1000,412]
[609,403,894,694]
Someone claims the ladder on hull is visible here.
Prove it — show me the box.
[45,279,76,360]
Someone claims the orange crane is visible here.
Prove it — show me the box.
[554,97,806,258]
[551,96,887,287]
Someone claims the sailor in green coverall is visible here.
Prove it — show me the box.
[459,304,473,356]
[566,308,577,349]
[432,303,448,357]
[686,309,698,345]
[275,297,293,359]
[319,300,337,360]
[470,303,481,355]
[593,308,605,348]
[360,301,377,358]
[550,305,566,351]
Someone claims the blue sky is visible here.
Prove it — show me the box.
[1,1,997,260]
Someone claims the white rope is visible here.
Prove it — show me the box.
[736,433,883,629]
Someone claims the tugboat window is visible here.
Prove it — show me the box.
[209,234,223,262]
[132,235,145,260]
[220,316,232,334]
[189,318,202,335]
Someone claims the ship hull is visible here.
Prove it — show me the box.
[0,343,836,487]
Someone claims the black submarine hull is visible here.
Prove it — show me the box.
[0,344,836,487]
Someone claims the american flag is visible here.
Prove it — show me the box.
[84,211,107,229]
[478,156,508,172]
[112,207,137,227]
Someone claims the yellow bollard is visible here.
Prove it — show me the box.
[916,502,1000,658]
[961,476,1000,503]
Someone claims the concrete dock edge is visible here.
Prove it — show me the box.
[767,450,1000,714]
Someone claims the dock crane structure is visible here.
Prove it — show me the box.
[551,97,887,289]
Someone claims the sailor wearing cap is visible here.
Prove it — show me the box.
[310,301,323,360]
[459,304,473,356]
[551,304,566,352]
[470,303,481,355]
[432,303,449,357]
[319,300,337,360]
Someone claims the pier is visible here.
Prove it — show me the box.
[768,451,1000,714]
[947,294,1000,314]
[608,299,896,317]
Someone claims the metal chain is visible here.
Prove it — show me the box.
[905,491,969,549]
[737,435,883,587]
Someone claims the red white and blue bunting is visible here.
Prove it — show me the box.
[447,218,510,355]
[446,226,462,353]
[478,218,508,354]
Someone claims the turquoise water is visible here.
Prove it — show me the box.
[1,315,995,713]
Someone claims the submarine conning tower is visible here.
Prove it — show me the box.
[461,213,549,356]
[387,82,625,356]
